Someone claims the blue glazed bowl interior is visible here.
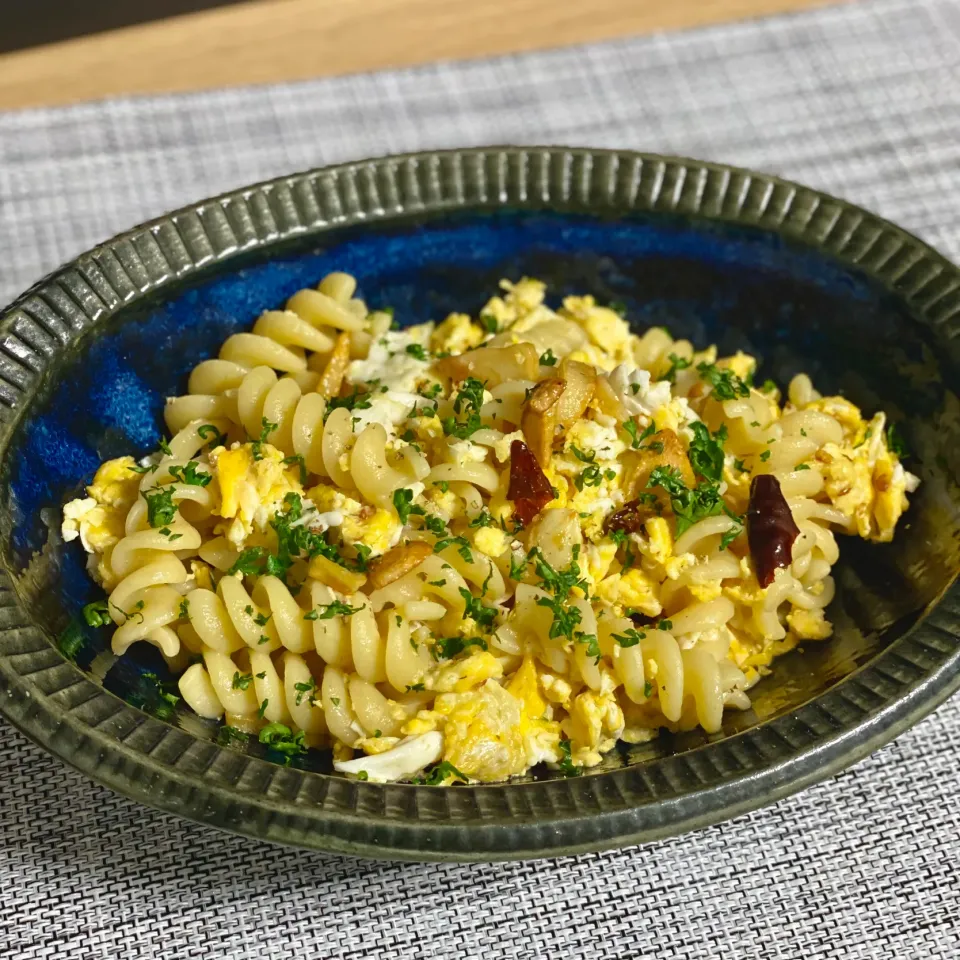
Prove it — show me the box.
[4,208,959,775]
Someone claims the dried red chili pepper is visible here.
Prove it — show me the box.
[747,474,800,588]
[507,439,555,526]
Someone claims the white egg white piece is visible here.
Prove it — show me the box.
[348,329,432,393]
[333,732,444,783]
[61,497,98,549]
[608,363,672,418]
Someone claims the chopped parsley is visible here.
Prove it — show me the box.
[687,421,727,484]
[82,599,111,628]
[434,536,474,563]
[577,632,601,663]
[293,678,317,706]
[759,449,771,462]
[508,553,528,581]
[405,683,425,693]
[612,627,646,647]
[178,598,190,620]
[531,547,592,644]
[158,436,173,456]
[393,487,426,525]
[324,386,373,420]
[57,621,85,659]
[480,313,498,334]
[441,377,486,440]
[258,722,307,762]
[142,486,177,527]
[128,462,157,475]
[468,509,497,529]
[663,353,692,384]
[257,699,269,719]
[609,528,636,570]
[304,600,362,621]
[419,383,443,401]
[228,546,267,577]
[719,524,742,551]
[232,672,254,690]
[557,738,581,777]
[424,514,447,536]
[217,726,249,746]
[435,635,488,659]
[574,456,616,491]
[458,587,497,631]
[282,453,309,485]
[168,461,211,487]
[111,599,145,625]
[198,423,228,449]
[659,619,673,630]
[622,420,657,450]
[405,343,428,361]
[570,445,595,464]
[132,671,180,721]
[539,348,558,366]
[795,463,811,471]
[251,417,278,460]
[886,422,908,458]
[697,362,750,401]
[646,465,741,536]
[415,760,467,786]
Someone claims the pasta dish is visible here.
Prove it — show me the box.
[61,273,919,784]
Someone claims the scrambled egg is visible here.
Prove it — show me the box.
[433,650,503,694]
[431,312,485,355]
[473,526,509,559]
[584,541,618,584]
[61,456,140,555]
[653,397,699,437]
[813,408,913,542]
[596,568,663,617]
[507,655,562,767]
[560,296,632,368]
[786,607,833,640]
[564,686,624,767]
[214,442,303,548]
[307,482,401,555]
[634,517,693,580]
[719,351,757,383]
[436,680,527,781]
[480,277,548,330]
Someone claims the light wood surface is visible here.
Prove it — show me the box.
[0,0,841,111]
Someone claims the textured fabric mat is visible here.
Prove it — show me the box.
[2,0,960,956]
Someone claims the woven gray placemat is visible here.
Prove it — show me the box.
[2,0,960,956]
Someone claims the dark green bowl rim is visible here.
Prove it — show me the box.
[1,147,958,861]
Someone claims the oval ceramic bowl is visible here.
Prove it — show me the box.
[1,148,959,862]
